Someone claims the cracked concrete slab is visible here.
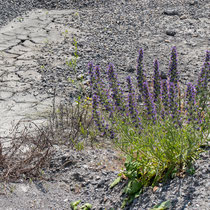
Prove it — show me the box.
[0,9,80,138]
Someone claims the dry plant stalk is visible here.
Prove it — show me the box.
[48,101,92,147]
[0,120,52,181]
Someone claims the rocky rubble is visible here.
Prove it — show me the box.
[0,0,209,209]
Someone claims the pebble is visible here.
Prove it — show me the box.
[166,30,176,36]
[189,0,199,6]
[77,73,85,80]
[163,9,179,16]
[180,15,188,20]
[97,180,106,188]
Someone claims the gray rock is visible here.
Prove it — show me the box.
[77,74,85,80]
[189,0,199,6]
[166,30,176,36]
[163,9,179,16]
[97,180,106,188]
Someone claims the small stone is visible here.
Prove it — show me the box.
[82,80,90,86]
[97,180,106,188]
[166,30,176,36]
[165,40,170,43]
[85,181,91,186]
[86,48,92,52]
[76,74,85,80]
[190,42,197,47]
[102,171,108,176]
[194,180,200,186]
[19,184,30,193]
[83,165,88,169]
[163,9,179,16]
[104,197,108,203]
[180,15,188,20]
[72,172,85,182]
[160,71,167,80]
[189,0,198,6]
[127,65,135,73]
[81,182,86,187]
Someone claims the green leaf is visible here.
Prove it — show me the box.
[123,179,142,195]
[70,200,81,210]
[81,203,92,210]
[110,177,121,189]
[151,200,172,210]
[121,197,129,209]
[121,192,140,209]
[80,123,86,135]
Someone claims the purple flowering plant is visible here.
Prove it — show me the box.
[87,48,209,207]
[196,50,210,111]
[153,60,161,103]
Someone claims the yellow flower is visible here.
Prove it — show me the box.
[85,97,92,101]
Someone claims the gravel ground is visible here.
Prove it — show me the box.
[0,0,109,28]
[33,0,209,99]
[0,145,209,210]
[0,0,209,209]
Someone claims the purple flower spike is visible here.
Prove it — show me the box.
[92,94,102,131]
[107,63,117,88]
[126,76,135,115]
[168,47,179,90]
[110,130,115,139]
[196,51,209,110]
[142,81,157,122]
[185,83,199,123]
[161,109,165,120]
[95,65,100,80]
[186,83,195,104]
[168,82,178,118]
[107,63,124,111]
[204,50,210,63]
[126,76,140,125]
[161,79,169,112]
[153,60,161,102]
[197,51,210,93]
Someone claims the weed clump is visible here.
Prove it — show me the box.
[89,47,209,208]
[0,121,52,181]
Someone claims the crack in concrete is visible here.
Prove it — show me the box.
[0,9,80,137]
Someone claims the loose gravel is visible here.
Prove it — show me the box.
[0,0,209,209]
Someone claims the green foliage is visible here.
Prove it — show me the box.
[70,200,92,210]
[75,142,84,151]
[66,37,79,73]
[110,177,121,189]
[107,104,207,208]
[115,115,205,178]
[151,200,171,210]
[186,164,196,175]
[89,48,209,208]
[81,203,92,210]
[70,200,81,210]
